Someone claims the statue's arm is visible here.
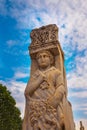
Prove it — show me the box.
[48,72,65,108]
[52,84,65,107]
[25,72,45,97]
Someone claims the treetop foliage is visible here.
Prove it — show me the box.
[0,84,22,130]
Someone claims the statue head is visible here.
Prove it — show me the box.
[36,50,54,69]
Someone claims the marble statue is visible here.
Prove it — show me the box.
[22,24,75,130]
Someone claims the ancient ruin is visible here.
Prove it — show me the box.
[22,24,75,130]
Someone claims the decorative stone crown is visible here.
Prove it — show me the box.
[29,24,60,58]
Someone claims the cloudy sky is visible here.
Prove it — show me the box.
[0,0,87,129]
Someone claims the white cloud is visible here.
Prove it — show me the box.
[67,55,87,91]
[67,52,87,117]
[0,79,26,118]
[5,0,86,57]
[46,0,60,4]
[0,79,26,99]
[14,71,29,79]
[5,39,30,56]
[67,73,87,89]
[16,101,25,118]
[69,91,87,98]
[0,68,30,118]
[84,111,87,115]
[72,103,87,111]
[2,0,87,53]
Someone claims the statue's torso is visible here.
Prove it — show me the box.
[31,67,59,100]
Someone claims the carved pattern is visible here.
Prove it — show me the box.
[30,25,58,44]
[50,30,57,41]
[29,100,60,129]
[29,24,58,57]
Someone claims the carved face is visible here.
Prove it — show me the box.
[36,51,51,69]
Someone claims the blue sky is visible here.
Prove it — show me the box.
[0,0,87,129]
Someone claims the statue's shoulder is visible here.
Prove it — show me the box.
[31,69,40,79]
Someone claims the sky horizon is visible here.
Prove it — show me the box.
[0,0,87,130]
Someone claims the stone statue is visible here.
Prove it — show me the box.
[22,24,75,130]
[80,121,85,130]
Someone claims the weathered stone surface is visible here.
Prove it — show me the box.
[22,24,75,130]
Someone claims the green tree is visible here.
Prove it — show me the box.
[0,84,22,130]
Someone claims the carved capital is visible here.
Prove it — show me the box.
[29,24,60,58]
